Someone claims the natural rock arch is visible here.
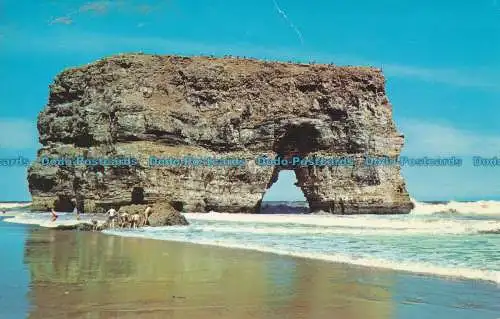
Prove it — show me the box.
[28,54,413,214]
[263,122,321,206]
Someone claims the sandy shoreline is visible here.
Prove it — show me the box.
[1,220,497,319]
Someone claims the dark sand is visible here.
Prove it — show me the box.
[2,223,499,319]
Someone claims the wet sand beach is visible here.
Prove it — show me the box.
[1,219,499,319]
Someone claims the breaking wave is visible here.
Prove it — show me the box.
[182,212,500,235]
[410,198,500,216]
[6,210,499,235]
[0,202,31,210]
[2,212,102,228]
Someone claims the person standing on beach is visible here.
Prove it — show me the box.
[106,208,118,228]
[73,205,80,220]
[131,213,141,228]
[119,211,130,228]
[50,208,59,222]
[142,206,152,227]
[71,198,80,220]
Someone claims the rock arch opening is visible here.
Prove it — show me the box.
[54,195,75,212]
[260,170,310,214]
[258,121,325,214]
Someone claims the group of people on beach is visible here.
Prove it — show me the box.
[49,200,153,230]
[105,206,152,229]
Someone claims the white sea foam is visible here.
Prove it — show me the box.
[183,213,500,235]
[184,223,500,236]
[0,202,31,210]
[410,198,500,216]
[3,213,89,228]
[6,211,499,235]
[3,217,44,226]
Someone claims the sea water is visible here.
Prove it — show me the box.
[0,214,30,318]
[4,200,500,285]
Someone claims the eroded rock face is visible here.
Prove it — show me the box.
[28,54,413,214]
[117,203,189,226]
[150,202,189,226]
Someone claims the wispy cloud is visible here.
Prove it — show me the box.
[272,0,304,44]
[48,1,118,25]
[307,53,500,90]
[48,1,155,26]
[493,0,500,15]
[0,118,38,150]
[398,118,500,201]
[137,5,153,15]
[381,64,500,90]
[79,1,110,14]
[399,118,500,156]
[49,16,73,25]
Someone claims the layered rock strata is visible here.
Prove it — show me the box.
[28,54,413,214]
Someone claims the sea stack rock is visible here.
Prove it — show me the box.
[28,54,413,214]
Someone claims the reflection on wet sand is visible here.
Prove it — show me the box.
[24,228,394,319]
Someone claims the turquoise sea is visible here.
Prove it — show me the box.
[0,217,30,318]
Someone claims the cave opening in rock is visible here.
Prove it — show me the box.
[171,200,184,212]
[274,123,323,165]
[260,170,310,214]
[131,187,145,204]
[54,195,76,212]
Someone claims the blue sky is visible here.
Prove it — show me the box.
[0,0,499,202]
